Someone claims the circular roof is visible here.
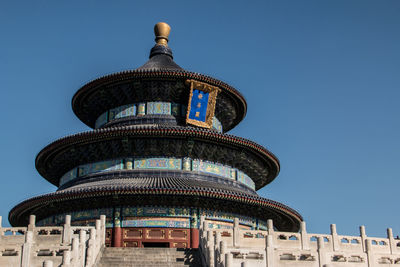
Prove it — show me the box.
[9,176,302,231]
[35,125,280,190]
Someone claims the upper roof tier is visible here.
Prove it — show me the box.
[72,23,247,133]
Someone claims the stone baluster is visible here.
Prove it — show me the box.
[95,219,101,252]
[100,215,106,245]
[220,241,226,267]
[317,236,325,267]
[208,246,215,267]
[330,224,339,251]
[86,228,96,266]
[215,232,221,266]
[202,219,209,251]
[365,239,373,267]
[207,230,215,267]
[233,218,240,247]
[43,260,53,267]
[267,219,274,235]
[387,228,395,254]
[360,225,367,252]
[62,250,71,267]
[225,252,233,267]
[300,221,310,250]
[21,230,34,267]
[265,234,274,267]
[62,215,72,244]
[71,237,79,267]
[79,230,87,267]
[28,215,36,232]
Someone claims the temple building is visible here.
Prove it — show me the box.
[8,22,302,249]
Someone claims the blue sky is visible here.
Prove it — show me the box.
[1,1,399,237]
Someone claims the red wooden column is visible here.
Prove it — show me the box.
[190,228,199,248]
[112,211,123,247]
[112,226,123,247]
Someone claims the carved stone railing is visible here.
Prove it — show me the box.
[199,216,400,267]
[0,214,106,267]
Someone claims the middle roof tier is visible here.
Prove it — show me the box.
[36,125,280,190]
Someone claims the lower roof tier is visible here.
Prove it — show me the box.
[36,125,280,190]
[9,176,302,231]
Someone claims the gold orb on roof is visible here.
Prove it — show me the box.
[154,22,171,46]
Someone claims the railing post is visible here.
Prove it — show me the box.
[207,230,215,267]
[300,221,309,250]
[365,239,373,267]
[79,230,87,267]
[225,252,233,267]
[63,215,72,244]
[62,250,71,267]
[71,237,79,266]
[208,246,215,267]
[86,228,96,266]
[200,215,205,233]
[360,225,367,252]
[317,236,325,267]
[220,241,226,266]
[21,230,34,267]
[202,220,209,252]
[330,224,339,251]
[203,220,209,238]
[265,234,274,267]
[267,219,274,235]
[215,232,221,266]
[28,215,36,231]
[233,217,240,247]
[387,228,395,254]
[43,260,53,267]
[95,219,101,251]
[100,215,106,245]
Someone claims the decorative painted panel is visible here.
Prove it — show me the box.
[192,159,233,179]
[237,171,255,190]
[111,104,136,119]
[58,157,255,190]
[212,117,223,132]
[171,103,180,116]
[60,168,78,186]
[122,206,190,217]
[94,102,223,133]
[147,102,171,115]
[122,217,190,228]
[78,159,123,177]
[134,158,181,170]
[137,103,146,116]
[182,158,191,171]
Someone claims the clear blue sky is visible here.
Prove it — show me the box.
[1,1,399,237]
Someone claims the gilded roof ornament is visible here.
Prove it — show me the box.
[154,22,171,46]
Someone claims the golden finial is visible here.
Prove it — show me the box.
[154,22,171,46]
